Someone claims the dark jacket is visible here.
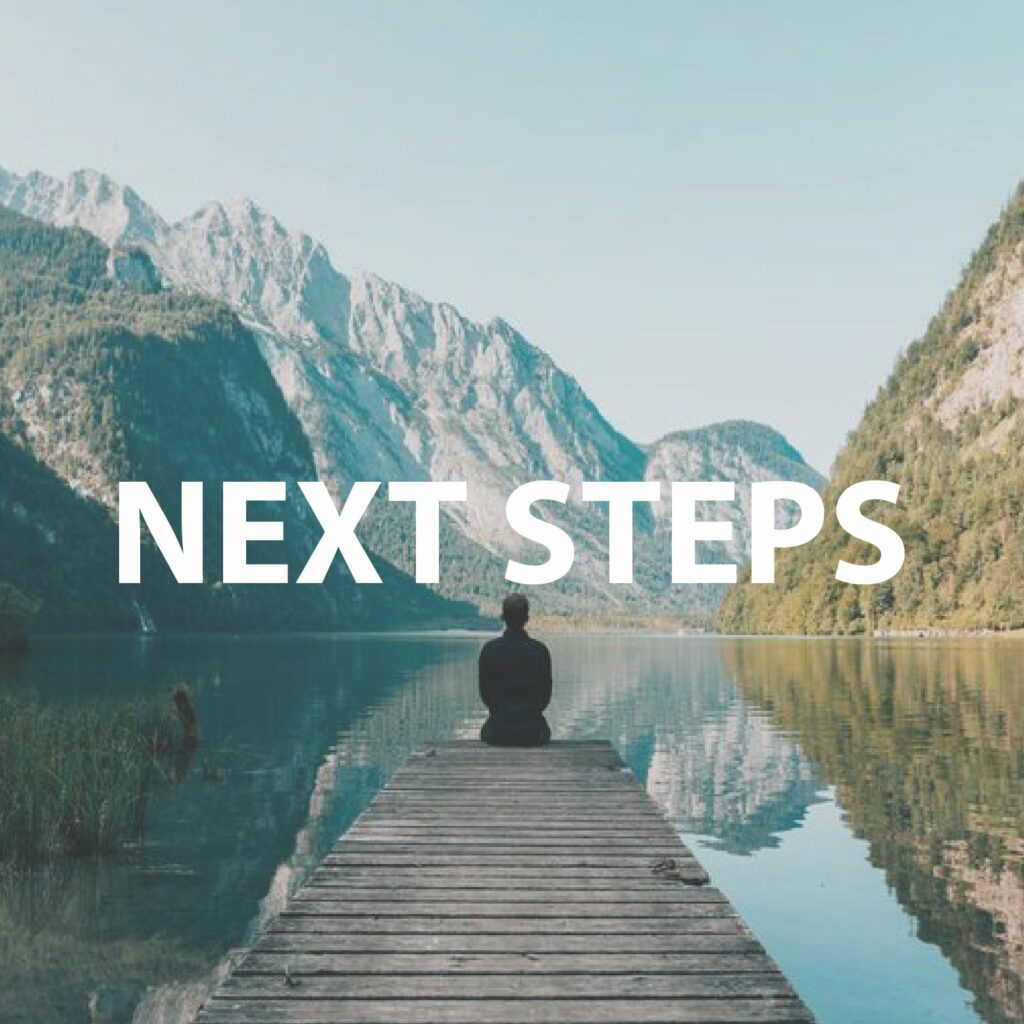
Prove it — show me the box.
[478,628,552,746]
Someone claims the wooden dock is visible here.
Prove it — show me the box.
[196,740,814,1023]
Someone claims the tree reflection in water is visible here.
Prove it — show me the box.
[724,639,1024,1024]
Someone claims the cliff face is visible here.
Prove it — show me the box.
[0,206,465,631]
[719,183,1024,634]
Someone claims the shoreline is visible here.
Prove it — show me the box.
[12,625,1024,644]
[871,627,1024,638]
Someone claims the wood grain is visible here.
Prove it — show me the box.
[194,740,814,1024]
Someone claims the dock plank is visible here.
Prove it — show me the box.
[268,916,751,936]
[216,974,796,999]
[198,997,813,1023]
[296,887,725,902]
[253,934,764,955]
[237,951,778,974]
[194,740,814,1023]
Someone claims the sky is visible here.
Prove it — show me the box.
[2,0,1024,472]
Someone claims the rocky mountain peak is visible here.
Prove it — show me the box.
[158,195,349,345]
[648,419,823,484]
[0,166,166,248]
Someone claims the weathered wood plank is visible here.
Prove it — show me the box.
[353,816,670,826]
[326,842,700,856]
[197,996,814,1023]
[348,824,681,837]
[309,867,706,885]
[410,746,614,753]
[349,824,679,835]
[283,901,735,919]
[253,933,764,955]
[339,831,684,847]
[268,915,749,935]
[297,886,725,902]
[192,740,813,1024]
[317,861,711,886]
[363,809,672,821]
[365,798,665,808]
[384,774,635,783]
[366,801,666,810]
[380,786,643,794]
[380,771,635,781]
[321,855,708,877]
[216,973,796,999]
[237,951,779,975]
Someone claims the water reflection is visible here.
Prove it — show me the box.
[723,640,1024,1024]
[0,635,1021,1024]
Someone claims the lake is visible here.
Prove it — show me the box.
[1,634,1022,1024]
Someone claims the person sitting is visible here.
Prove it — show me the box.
[478,593,552,747]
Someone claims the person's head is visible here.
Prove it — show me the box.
[501,593,530,630]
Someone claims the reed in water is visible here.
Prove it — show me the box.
[0,687,196,864]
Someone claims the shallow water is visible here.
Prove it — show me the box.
[1,634,1022,1024]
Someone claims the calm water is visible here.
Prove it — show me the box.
[1,635,1022,1024]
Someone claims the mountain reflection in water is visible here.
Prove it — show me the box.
[0,634,1020,1024]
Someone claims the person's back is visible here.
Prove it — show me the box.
[479,594,551,747]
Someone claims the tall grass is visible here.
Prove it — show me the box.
[0,860,210,1024]
[0,692,192,864]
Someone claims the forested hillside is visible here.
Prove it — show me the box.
[719,183,1024,633]
[0,207,468,631]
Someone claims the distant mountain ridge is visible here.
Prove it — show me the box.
[0,165,824,622]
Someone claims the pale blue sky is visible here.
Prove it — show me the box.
[3,0,1024,471]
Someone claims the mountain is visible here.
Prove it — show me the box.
[719,181,1024,633]
[0,204,466,631]
[644,420,825,569]
[0,166,823,621]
